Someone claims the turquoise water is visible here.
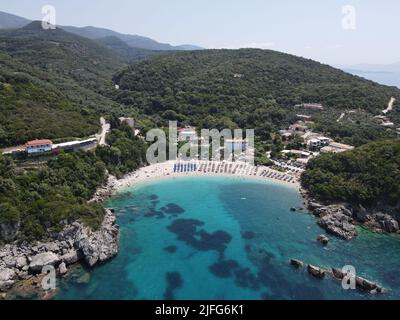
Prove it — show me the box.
[56,176,400,300]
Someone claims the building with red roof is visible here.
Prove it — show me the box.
[25,139,53,154]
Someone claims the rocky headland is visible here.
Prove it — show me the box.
[300,189,400,240]
[0,209,119,299]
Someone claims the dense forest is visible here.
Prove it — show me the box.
[0,123,147,242]
[1,25,399,148]
[0,22,131,147]
[1,23,400,242]
[301,139,400,207]
[113,49,400,144]
[0,52,100,146]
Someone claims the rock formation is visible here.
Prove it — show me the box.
[0,209,119,295]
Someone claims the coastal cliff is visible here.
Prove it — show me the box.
[301,189,400,240]
[300,139,400,240]
[0,209,119,298]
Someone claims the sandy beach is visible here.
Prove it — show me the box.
[106,161,301,197]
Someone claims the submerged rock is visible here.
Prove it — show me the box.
[317,235,329,245]
[76,272,91,285]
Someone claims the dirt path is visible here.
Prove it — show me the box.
[96,117,110,146]
[383,97,396,114]
[1,145,25,155]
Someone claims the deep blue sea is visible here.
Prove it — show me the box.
[56,176,400,300]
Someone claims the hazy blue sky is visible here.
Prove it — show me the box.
[1,0,399,65]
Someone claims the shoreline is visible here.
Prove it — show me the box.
[92,160,302,203]
[300,189,400,240]
[2,162,398,299]
[0,209,119,300]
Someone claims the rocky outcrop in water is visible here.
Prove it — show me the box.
[290,259,384,294]
[307,264,325,279]
[317,234,329,245]
[290,259,304,269]
[303,188,400,240]
[313,205,358,240]
[0,209,119,296]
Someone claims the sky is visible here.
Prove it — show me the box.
[0,0,399,66]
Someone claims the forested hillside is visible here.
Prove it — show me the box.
[113,49,400,142]
[301,139,400,206]
[97,36,165,62]
[0,52,100,146]
[0,22,130,147]
[0,123,148,242]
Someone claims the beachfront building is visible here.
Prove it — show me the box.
[178,126,198,142]
[320,142,354,154]
[307,136,331,150]
[25,140,53,154]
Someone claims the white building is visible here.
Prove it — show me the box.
[307,136,331,150]
[25,140,53,154]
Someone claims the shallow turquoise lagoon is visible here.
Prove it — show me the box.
[56,176,400,300]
